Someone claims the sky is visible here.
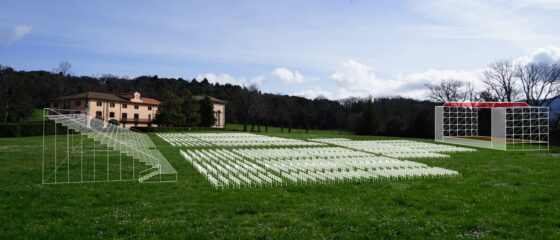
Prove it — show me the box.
[1,0,560,100]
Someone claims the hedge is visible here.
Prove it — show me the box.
[131,126,227,132]
[551,129,560,146]
[0,123,224,137]
[0,122,68,138]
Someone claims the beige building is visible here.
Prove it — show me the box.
[193,95,226,128]
[49,92,227,128]
[49,91,160,128]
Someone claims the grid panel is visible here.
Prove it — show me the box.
[505,107,549,150]
[442,107,478,137]
[435,105,549,151]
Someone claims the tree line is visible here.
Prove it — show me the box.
[0,63,437,137]
[0,60,558,139]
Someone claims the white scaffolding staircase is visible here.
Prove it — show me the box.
[45,108,176,183]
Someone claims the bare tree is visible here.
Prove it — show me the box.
[479,90,498,102]
[426,79,466,102]
[100,73,118,84]
[54,61,72,76]
[0,64,9,72]
[52,61,73,107]
[463,82,479,102]
[516,62,560,106]
[481,59,518,102]
[237,84,259,132]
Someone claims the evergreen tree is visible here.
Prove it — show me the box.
[355,99,379,135]
[155,88,184,126]
[181,91,199,126]
[199,96,215,127]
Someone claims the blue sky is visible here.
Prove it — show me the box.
[1,0,560,99]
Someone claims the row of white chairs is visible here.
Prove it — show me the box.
[310,138,475,159]
[231,147,373,161]
[159,132,324,147]
[180,147,459,189]
[156,133,212,147]
[371,140,475,153]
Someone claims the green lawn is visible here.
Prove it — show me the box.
[1,129,559,239]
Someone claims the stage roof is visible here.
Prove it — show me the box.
[443,102,529,108]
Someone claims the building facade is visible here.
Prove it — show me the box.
[49,91,160,128]
[49,92,227,128]
[193,95,226,128]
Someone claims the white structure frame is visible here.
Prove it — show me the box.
[42,108,177,184]
[435,102,549,151]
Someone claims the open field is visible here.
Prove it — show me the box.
[1,129,560,239]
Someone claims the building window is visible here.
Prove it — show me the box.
[122,103,127,108]
[134,104,139,110]
[148,106,152,110]
[96,101,102,106]
[110,102,115,107]
[109,112,115,118]
[122,113,127,120]
[215,111,221,126]
[75,100,81,106]
[96,111,102,119]
[134,113,139,120]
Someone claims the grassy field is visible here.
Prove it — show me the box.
[1,128,560,239]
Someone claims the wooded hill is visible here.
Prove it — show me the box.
[0,66,438,137]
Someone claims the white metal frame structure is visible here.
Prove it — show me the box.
[435,102,549,151]
[42,108,177,184]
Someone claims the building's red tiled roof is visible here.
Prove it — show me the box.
[118,93,134,99]
[142,97,161,105]
[51,91,161,105]
[443,102,529,108]
[118,92,161,105]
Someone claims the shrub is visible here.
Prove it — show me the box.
[131,126,225,132]
[0,124,21,137]
[0,122,68,137]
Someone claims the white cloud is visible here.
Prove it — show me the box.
[514,45,560,65]
[196,73,247,86]
[250,75,266,85]
[399,68,484,99]
[328,59,402,98]
[292,87,333,99]
[201,45,560,100]
[196,73,266,87]
[328,59,482,99]
[0,25,32,47]
[271,67,304,84]
[329,46,560,100]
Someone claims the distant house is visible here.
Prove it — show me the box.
[49,91,160,128]
[193,95,226,128]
